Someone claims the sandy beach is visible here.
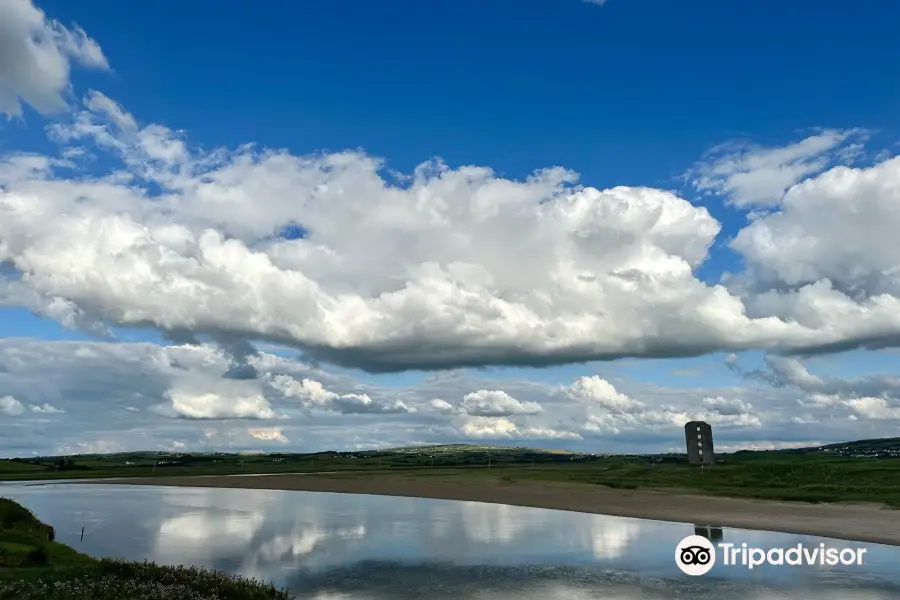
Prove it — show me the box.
[79,473,900,547]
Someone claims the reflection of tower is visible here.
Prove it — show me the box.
[685,421,714,466]
[693,524,724,542]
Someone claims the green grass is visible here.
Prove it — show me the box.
[0,461,45,473]
[3,447,900,507]
[0,498,291,599]
[0,541,34,552]
[411,454,900,506]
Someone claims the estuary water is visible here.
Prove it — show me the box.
[2,482,899,599]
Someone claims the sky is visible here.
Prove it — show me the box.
[1,0,899,457]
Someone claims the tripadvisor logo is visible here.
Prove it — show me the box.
[675,535,716,576]
[675,535,868,576]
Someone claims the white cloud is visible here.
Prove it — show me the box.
[31,402,64,414]
[729,353,900,425]
[580,385,762,435]
[519,426,583,441]
[701,396,752,416]
[2,97,900,369]
[0,0,108,117]
[247,427,289,443]
[565,377,761,434]
[0,338,896,456]
[460,416,521,439]
[428,399,457,414]
[732,353,900,407]
[159,389,277,420]
[271,375,413,414]
[733,156,900,299]
[687,130,865,208]
[844,397,900,421]
[458,416,581,441]
[700,410,762,428]
[565,376,643,411]
[0,395,25,416]
[458,390,542,416]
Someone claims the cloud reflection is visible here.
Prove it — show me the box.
[4,484,900,599]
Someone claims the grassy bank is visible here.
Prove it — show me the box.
[0,498,290,600]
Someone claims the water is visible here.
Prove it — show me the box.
[2,482,899,599]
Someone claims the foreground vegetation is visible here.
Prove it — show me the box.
[0,498,290,599]
[2,439,900,507]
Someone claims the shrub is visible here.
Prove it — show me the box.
[0,560,293,599]
[23,545,49,567]
[0,498,53,539]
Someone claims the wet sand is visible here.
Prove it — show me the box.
[87,473,900,546]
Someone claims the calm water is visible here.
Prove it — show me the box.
[2,482,900,599]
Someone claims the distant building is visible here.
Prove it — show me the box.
[685,421,714,466]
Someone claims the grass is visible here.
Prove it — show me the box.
[0,498,291,599]
[3,446,900,507]
[414,454,900,506]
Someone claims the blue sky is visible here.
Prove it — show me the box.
[12,0,898,288]
[1,0,899,455]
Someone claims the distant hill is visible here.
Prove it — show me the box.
[818,437,900,451]
[10,437,900,462]
[16,444,586,462]
[729,437,900,459]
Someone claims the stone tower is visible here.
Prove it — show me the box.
[685,420,714,466]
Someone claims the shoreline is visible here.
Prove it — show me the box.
[74,473,900,547]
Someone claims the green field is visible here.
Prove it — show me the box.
[3,440,900,507]
[0,497,289,599]
[0,445,589,482]
[421,453,900,506]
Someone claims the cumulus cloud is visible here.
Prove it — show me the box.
[0,395,25,416]
[458,390,542,416]
[3,90,898,371]
[247,427,289,443]
[423,389,541,418]
[843,397,900,421]
[0,0,108,117]
[31,402,64,414]
[686,130,866,208]
[158,389,278,420]
[459,416,581,441]
[733,156,900,301]
[585,403,762,435]
[568,376,762,436]
[0,91,899,370]
[460,416,520,439]
[428,399,457,414]
[728,353,900,424]
[271,375,413,415]
[701,396,752,416]
[732,353,900,402]
[0,338,895,456]
[565,376,643,411]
